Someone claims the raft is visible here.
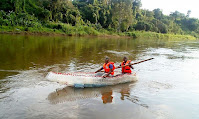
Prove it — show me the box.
[46,72,137,88]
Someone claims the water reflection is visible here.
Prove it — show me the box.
[1,34,189,74]
[120,86,130,100]
[47,83,148,108]
[101,88,113,104]
[48,83,130,104]
[1,34,198,81]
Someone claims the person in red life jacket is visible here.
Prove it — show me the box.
[95,57,115,78]
[120,57,134,74]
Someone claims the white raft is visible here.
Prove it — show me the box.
[46,72,137,88]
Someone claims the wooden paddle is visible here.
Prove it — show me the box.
[116,58,154,69]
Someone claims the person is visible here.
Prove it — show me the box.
[95,57,115,78]
[120,56,134,74]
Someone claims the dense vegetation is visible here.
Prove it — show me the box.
[0,0,199,38]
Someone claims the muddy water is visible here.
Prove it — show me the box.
[0,34,199,119]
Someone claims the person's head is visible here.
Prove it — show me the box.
[123,56,127,62]
[105,57,109,64]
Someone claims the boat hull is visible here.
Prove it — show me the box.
[46,72,138,88]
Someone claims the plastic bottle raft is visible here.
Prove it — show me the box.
[46,72,137,88]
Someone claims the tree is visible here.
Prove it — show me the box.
[111,0,133,32]
[186,10,191,18]
[152,19,168,33]
[153,8,163,20]
[181,18,199,31]
[132,0,141,17]
[170,11,185,22]
[134,21,151,31]
[0,0,15,12]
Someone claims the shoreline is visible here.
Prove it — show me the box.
[0,30,130,38]
[0,28,196,40]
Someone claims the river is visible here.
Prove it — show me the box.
[0,34,199,119]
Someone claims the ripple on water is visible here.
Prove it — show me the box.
[106,50,130,56]
[0,37,199,119]
[148,81,172,90]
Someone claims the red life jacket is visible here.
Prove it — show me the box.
[121,60,132,73]
[103,62,115,75]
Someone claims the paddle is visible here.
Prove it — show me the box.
[116,58,154,69]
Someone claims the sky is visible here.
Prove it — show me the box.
[141,0,199,19]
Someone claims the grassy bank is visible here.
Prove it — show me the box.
[0,25,196,40]
[125,31,196,40]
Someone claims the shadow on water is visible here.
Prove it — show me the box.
[47,82,148,108]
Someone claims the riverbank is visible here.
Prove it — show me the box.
[0,25,196,40]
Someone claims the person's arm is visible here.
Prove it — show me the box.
[95,67,103,73]
[127,61,134,69]
[103,68,112,78]
[130,65,134,69]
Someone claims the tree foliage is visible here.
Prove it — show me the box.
[0,0,199,36]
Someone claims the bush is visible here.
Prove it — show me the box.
[0,11,42,28]
[126,32,137,38]
[134,21,152,31]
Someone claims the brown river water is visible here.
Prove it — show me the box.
[0,34,199,119]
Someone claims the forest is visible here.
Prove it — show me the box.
[0,0,199,37]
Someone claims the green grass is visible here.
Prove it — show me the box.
[0,25,196,40]
[125,31,196,40]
